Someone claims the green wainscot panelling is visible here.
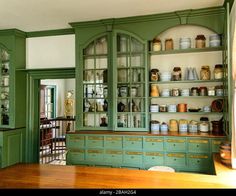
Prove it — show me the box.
[187,138,210,153]
[66,135,85,149]
[143,152,164,169]
[66,149,85,165]
[104,149,123,166]
[104,136,123,149]
[123,136,143,150]
[165,152,186,168]
[86,135,104,148]
[211,138,226,153]
[165,137,186,152]
[123,150,143,168]
[0,129,23,168]
[143,137,164,151]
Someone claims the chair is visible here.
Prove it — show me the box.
[148,166,175,172]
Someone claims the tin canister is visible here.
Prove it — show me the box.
[188,120,198,133]
[160,122,168,132]
[150,104,159,112]
[177,103,187,112]
[150,120,160,133]
[168,104,177,112]
[181,88,190,96]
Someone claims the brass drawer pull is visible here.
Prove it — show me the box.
[189,140,208,144]
[167,139,185,143]
[167,153,185,158]
[88,150,103,154]
[145,152,163,156]
[126,151,142,155]
[106,137,122,141]
[189,155,208,159]
[145,138,163,142]
[213,141,222,145]
[88,136,103,140]
[126,138,142,141]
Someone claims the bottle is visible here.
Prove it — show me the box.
[214,64,223,79]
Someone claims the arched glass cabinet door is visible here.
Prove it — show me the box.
[116,33,147,131]
[0,45,10,126]
[82,36,109,129]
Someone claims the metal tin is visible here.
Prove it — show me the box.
[168,104,177,112]
[179,119,188,132]
[150,120,160,133]
[150,104,159,112]
[160,122,168,132]
[188,120,198,133]
[161,89,170,97]
[181,88,190,96]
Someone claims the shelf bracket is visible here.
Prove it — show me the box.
[175,10,192,25]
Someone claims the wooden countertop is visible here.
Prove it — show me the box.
[0,154,235,189]
[68,130,226,138]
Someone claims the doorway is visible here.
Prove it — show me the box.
[25,68,75,164]
[39,79,75,165]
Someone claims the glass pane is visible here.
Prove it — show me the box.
[117,56,129,68]
[84,85,95,98]
[84,113,94,127]
[83,70,94,83]
[84,42,94,55]
[117,69,129,83]
[95,37,107,54]
[131,37,143,52]
[96,57,107,69]
[96,114,108,127]
[117,35,128,52]
[131,54,143,67]
[1,49,10,61]
[131,68,142,83]
[84,58,94,69]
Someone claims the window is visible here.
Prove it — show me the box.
[45,85,56,119]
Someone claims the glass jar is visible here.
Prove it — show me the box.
[171,88,180,97]
[150,69,159,81]
[179,119,188,132]
[160,122,168,132]
[172,67,182,81]
[165,38,173,50]
[215,85,224,96]
[200,65,211,80]
[208,86,215,96]
[152,37,162,51]
[214,64,224,79]
[195,34,206,48]
[188,120,198,133]
[190,87,199,96]
[199,86,207,96]
[159,105,167,112]
[150,120,160,133]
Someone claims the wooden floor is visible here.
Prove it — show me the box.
[0,154,235,189]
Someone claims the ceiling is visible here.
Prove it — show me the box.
[0,0,224,32]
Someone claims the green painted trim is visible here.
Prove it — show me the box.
[0,29,26,38]
[70,6,224,28]
[25,68,75,163]
[223,0,235,11]
[26,28,75,38]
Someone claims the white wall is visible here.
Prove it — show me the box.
[26,35,75,69]
[41,79,75,117]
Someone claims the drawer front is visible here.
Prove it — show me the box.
[165,137,186,151]
[187,138,210,153]
[104,136,122,149]
[66,135,85,149]
[66,150,85,164]
[104,150,123,164]
[123,151,143,165]
[211,139,224,152]
[86,149,104,161]
[123,136,142,149]
[143,152,164,167]
[143,137,164,151]
[86,136,104,148]
[165,153,186,167]
[187,154,211,169]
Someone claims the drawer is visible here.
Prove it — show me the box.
[104,150,123,164]
[104,136,122,149]
[143,137,164,151]
[123,136,142,149]
[143,152,164,168]
[187,153,211,169]
[187,138,210,153]
[86,136,104,148]
[211,139,224,152]
[66,149,85,164]
[86,149,104,161]
[66,135,85,149]
[165,153,186,167]
[123,151,143,165]
[165,137,186,151]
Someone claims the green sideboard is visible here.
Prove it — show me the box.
[66,132,226,174]
[0,128,24,168]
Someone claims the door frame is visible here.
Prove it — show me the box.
[25,68,75,163]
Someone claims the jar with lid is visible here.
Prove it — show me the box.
[171,88,180,97]
[169,119,178,132]
[214,64,224,79]
[172,67,182,81]
[150,69,159,81]
[200,66,211,80]
[159,105,167,112]
[152,37,162,51]
[195,34,206,48]
[215,85,224,96]
[150,120,160,133]
[160,122,168,132]
[165,38,173,50]
[189,120,198,133]
[199,117,209,132]
[207,86,215,96]
[179,119,188,133]
[150,104,159,112]
[190,87,199,96]
[150,84,159,97]
[211,120,223,134]
[199,86,207,96]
